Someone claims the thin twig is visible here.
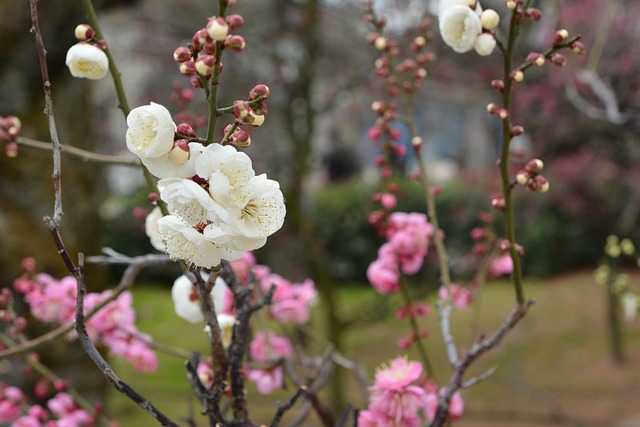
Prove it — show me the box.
[74,254,181,427]
[270,386,307,427]
[16,137,140,166]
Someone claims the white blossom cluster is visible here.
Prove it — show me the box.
[438,0,500,56]
[127,103,286,269]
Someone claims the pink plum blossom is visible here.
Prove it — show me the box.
[489,253,514,277]
[25,274,77,323]
[249,331,293,361]
[247,367,284,395]
[439,283,474,310]
[261,275,317,324]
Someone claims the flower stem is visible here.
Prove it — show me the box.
[399,275,435,379]
[499,8,525,306]
[80,0,130,117]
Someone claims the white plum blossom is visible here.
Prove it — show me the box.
[474,33,497,56]
[145,207,165,251]
[65,43,109,80]
[216,314,236,348]
[439,4,483,53]
[159,177,219,226]
[126,103,176,160]
[157,215,226,268]
[171,273,229,323]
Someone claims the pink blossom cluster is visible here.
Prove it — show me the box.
[246,331,293,394]
[367,212,433,294]
[229,252,318,325]
[0,384,99,427]
[13,263,157,373]
[357,357,463,427]
[439,283,475,310]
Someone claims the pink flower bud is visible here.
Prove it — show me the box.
[192,28,212,50]
[510,70,524,83]
[374,36,388,51]
[510,125,524,136]
[179,60,196,76]
[168,139,190,165]
[570,41,586,55]
[195,55,216,76]
[526,52,545,67]
[226,14,244,29]
[516,170,529,185]
[525,158,544,174]
[203,42,217,56]
[231,127,251,147]
[491,79,505,92]
[173,47,192,62]
[148,192,159,202]
[74,24,95,41]
[207,17,229,41]
[5,141,19,158]
[491,197,505,211]
[233,100,252,121]
[533,175,549,192]
[411,36,427,51]
[189,76,204,88]
[486,102,501,115]
[249,84,271,100]
[177,123,195,137]
[550,52,566,67]
[554,29,569,46]
[250,114,265,127]
[224,35,246,52]
[524,8,542,21]
[380,193,397,209]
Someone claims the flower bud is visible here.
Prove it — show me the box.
[192,29,212,50]
[525,158,544,174]
[5,142,19,158]
[224,35,246,52]
[571,41,586,55]
[74,24,95,41]
[491,79,505,92]
[203,42,217,56]
[249,85,271,102]
[510,125,524,136]
[550,52,566,67]
[231,127,251,147]
[491,197,505,211]
[506,0,517,10]
[168,140,190,165]
[374,36,388,51]
[524,8,542,21]
[554,29,569,46]
[510,70,524,83]
[526,52,545,67]
[233,100,252,121]
[177,123,196,137]
[195,55,216,76]
[225,14,244,30]
[173,47,192,62]
[486,102,500,115]
[475,33,496,56]
[179,60,196,76]
[480,9,500,30]
[533,175,549,192]
[411,136,423,149]
[416,52,436,65]
[412,36,427,51]
[250,113,265,127]
[516,170,529,185]
[207,17,229,41]
[189,76,204,88]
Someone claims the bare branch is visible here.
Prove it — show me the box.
[16,137,140,166]
[74,254,181,427]
[270,385,307,427]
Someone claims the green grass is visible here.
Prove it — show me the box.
[106,272,640,427]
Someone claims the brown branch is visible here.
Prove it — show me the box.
[430,300,535,427]
[29,0,63,226]
[16,137,140,166]
[270,386,307,427]
[74,254,181,427]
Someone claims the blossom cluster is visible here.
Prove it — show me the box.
[0,386,97,427]
[438,0,501,56]
[247,331,293,394]
[358,357,463,427]
[367,212,434,294]
[0,115,21,157]
[128,102,286,269]
[13,260,157,373]
[65,24,109,80]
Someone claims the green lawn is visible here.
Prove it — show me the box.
[107,271,640,427]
